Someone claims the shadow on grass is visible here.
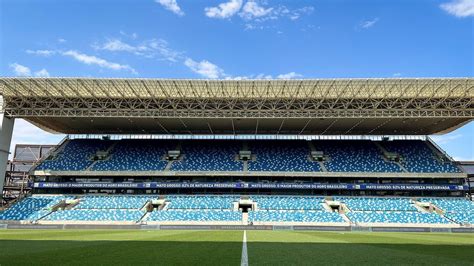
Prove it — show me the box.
[0,240,473,265]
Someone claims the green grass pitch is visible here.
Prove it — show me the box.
[0,230,473,265]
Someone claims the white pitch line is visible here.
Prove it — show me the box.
[241,230,248,266]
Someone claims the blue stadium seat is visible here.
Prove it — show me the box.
[76,195,153,209]
[421,197,474,213]
[35,139,461,174]
[45,209,145,221]
[171,141,243,171]
[0,195,73,221]
[147,210,242,222]
[251,196,324,210]
[421,197,474,224]
[249,210,344,223]
[346,211,451,224]
[336,197,417,211]
[314,140,402,172]
[167,195,239,209]
[444,212,474,225]
[92,140,175,171]
[381,140,460,173]
[248,141,321,172]
[36,139,112,171]
[1,195,470,225]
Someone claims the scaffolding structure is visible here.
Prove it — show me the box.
[1,144,54,206]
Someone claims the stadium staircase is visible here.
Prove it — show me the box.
[373,142,408,172]
[412,202,431,213]
[1,190,31,210]
[50,137,70,156]
[242,212,249,225]
[425,137,461,169]
[165,143,183,170]
[241,141,249,172]
[323,197,350,222]
[30,137,70,172]
[340,213,352,223]
[430,206,460,225]
[139,212,151,223]
[308,142,328,172]
[86,142,118,170]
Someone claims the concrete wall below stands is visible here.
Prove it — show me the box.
[2,220,470,230]
[1,222,473,233]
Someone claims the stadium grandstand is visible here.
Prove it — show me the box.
[0,77,473,230]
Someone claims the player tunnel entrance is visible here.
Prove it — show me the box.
[237,196,255,213]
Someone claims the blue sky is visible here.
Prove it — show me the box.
[0,0,473,160]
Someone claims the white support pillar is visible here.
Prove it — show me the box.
[0,114,14,196]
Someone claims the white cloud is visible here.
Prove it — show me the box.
[146,39,183,62]
[97,39,138,53]
[204,1,313,30]
[9,63,31,76]
[440,0,474,17]
[392,73,402,77]
[360,18,379,29]
[34,69,50,77]
[225,72,303,80]
[277,72,303,79]
[9,63,50,77]
[453,156,474,161]
[119,31,138,39]
[62,50,137,73]
[205,0,243,19]
[26,49,56,56]
[431,134,463,145]
[184,58,225,79]
[57,38,67,43]
[225,76,250,80]
[156,0,184,16]
[240,4,314,30]
[94,38,182,62]
[287,6,314,20]
[240,1,273,20]
[255,73,273,79]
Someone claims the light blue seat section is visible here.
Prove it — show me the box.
[336,197,417,211]
[248,141,320,172]
[347,211,451,224]
[444,212,474,224]
[147,210,242,222]
[76,195,153,209]
[314,140,402,172]
[36,139,112,171]
[251,196,324,210]
[45,209,144,221]
[171,141,243,171]
[0,195,73,221]
[167,195,239,209]
[421,198,474,213]
[421,197,474,224]
[382,140,460,173]
[92,140,175,171]
[249,210,344,223]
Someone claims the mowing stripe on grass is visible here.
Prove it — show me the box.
[241,230,248,266]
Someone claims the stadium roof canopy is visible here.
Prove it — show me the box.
[0,77,472,135]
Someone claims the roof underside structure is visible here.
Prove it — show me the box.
[0,77,473,135]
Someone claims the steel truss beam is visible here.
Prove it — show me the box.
[2,97,473,118]
[0,78,472,134]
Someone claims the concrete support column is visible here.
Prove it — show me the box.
[0,114,14,196]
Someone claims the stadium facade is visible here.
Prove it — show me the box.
[0,77,473,229]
